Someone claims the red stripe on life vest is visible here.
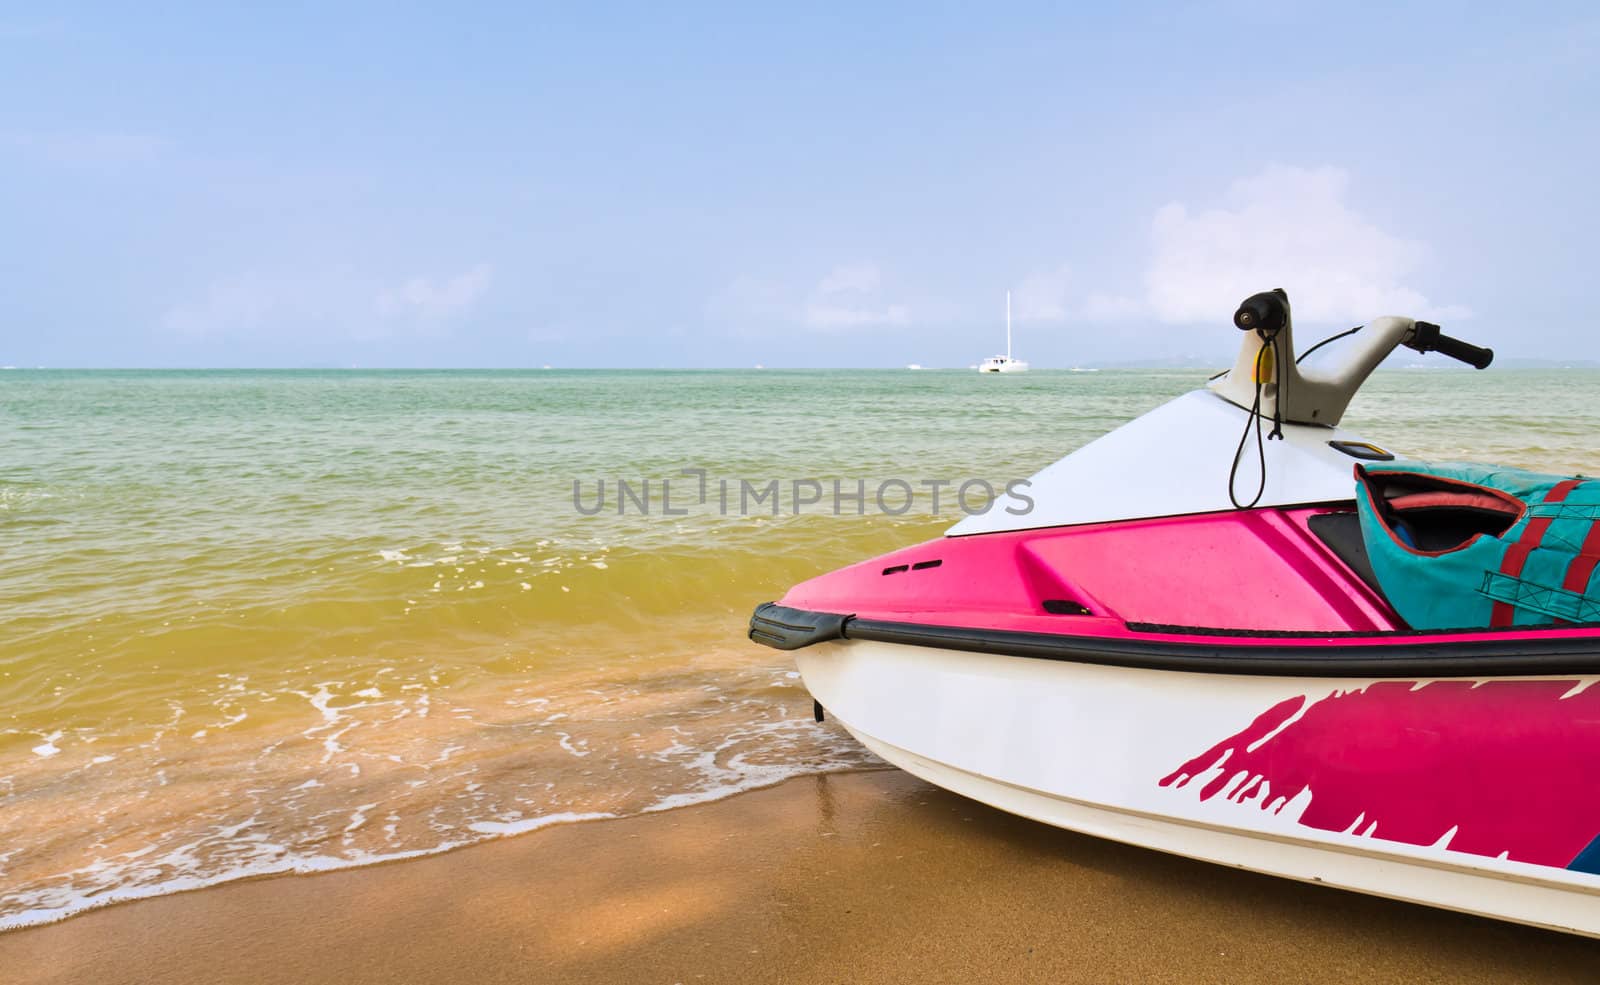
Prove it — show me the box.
[1561,519,1600,594]
[1491,478,1583,628]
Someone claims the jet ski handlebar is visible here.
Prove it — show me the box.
[1403,321,1495,370]
[1214,289,1496,428]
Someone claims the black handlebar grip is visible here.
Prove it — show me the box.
[1433,333,1494,370]
[1406,321,1495,370]
[1233,289,1288,335]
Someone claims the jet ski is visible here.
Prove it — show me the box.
[750,290,1600,936]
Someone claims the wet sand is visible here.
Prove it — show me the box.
[3,770,1595,985]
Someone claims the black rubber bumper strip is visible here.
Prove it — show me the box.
[749,602,850,651]
[748,602,1600,678]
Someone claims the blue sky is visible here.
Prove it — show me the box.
[3,3,1597,367]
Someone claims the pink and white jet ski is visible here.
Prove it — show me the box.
[751,290,1600,936]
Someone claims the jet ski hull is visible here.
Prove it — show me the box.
[750,501,1600,933]
[792,635,1600,936]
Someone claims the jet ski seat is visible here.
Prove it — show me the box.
[1368,483,1522,552]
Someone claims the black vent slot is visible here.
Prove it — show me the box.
[882,564,909,575]
[1043,599,1091,615]
[911,560,942,571]
[1306,512,1384,596]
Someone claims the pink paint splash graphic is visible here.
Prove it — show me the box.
[1161,680,1600,869]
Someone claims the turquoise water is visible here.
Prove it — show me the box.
[2,366,1598,928]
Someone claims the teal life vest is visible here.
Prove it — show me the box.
[1354,461,1600,630]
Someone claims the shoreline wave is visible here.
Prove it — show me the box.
[0,759,889,934]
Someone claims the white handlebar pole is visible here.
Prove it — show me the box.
[1209,312,1416,428]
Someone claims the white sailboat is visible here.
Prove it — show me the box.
[978,291,1029,373]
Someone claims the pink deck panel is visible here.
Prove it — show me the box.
[779,507,1600,648]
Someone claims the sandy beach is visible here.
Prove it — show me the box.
[3,769,1595,985]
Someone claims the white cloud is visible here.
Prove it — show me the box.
[801,263,909,331]
[801,302,910,329]
[160,265,493,339]
[5,130,163,168]
[1080,292,1144,320]
[1142,165,1466,324]
[705,275,787,328]
[710,263,911,334]
[376,265,492,320]
[815,263,881,296]
[160,272,304,338]
[0,18,65,40]
[1011,264,1072,321]
[711,167,1459,342]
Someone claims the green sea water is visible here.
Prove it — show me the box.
[3,366,1599,928]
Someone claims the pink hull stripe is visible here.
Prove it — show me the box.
[1161,680,1600,870]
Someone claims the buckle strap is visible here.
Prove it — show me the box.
[1561,521,1600,595]
[1490,478,1584,627]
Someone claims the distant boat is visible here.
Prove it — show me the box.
[906,363,924,371]
[978,291,1029,373]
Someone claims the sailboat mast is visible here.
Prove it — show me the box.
[1005,291,1012,361]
